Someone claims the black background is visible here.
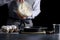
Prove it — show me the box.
[0,0,58,30]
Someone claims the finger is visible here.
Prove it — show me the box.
[19,0,24,3]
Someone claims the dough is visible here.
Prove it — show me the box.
[18,1,32,17]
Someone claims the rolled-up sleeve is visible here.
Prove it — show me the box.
[0,0,13,6]
[28,0,41,19]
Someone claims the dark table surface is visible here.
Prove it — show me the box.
[0,25,59,40]
[0,33,59,40]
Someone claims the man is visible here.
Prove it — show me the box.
[0,0,41,29]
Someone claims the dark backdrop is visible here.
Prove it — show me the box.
[0,4,8,28]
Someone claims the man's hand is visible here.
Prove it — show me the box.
[19,14,27,19]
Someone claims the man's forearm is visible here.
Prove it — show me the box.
[0,0,13,6]
[28,0,41,19]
